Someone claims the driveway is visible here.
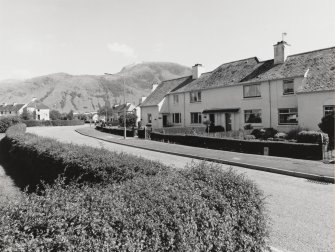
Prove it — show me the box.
[27,125,335,252]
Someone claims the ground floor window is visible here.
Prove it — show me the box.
[191,112,202,124]
[244,109,262,123]
[324,105,335,116]
[278,108,298,125]
[147,113,152,123]
[173,113,181,124]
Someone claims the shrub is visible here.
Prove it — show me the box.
[297,131,329,145]
[208,125,225,133]
[0,116,21,133]
[286,127,306,140]
[251,128,278,140]
[318,113,334,148]
[119,113,137,128]
[244,134,256,140]
[244,124,253,130]
[21,119,84,127]
[5,123,26,136]
[0,163,269,251]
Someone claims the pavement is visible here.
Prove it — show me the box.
[75,127,335,183]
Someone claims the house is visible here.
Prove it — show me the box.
[25,98,50,120]
[0,103,25,117]
[141,41,335,132]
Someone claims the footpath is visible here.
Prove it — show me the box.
[76,127,335,183]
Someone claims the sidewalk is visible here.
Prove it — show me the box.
[76,127,335,183]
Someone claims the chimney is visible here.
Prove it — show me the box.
[273,41,289,65]
[192,63,205,79]
[151,83,159,93]
[139,96,146,104]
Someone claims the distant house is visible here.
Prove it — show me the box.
[25,98,50,120]
[141,41,335,132]
[0,103,25,117]
[110,103,136,122]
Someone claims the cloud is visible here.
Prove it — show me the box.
[107,42,137,58]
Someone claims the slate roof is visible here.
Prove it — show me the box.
[26,100,49,109]
[170,46,335,94]
[140,76,193,107]
[0,104,25,112]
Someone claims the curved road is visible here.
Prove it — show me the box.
[27,125,334,252]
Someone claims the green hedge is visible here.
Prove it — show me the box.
[0,163,268,251]
[96,125,134,137]
[150,132,323,160]
[0,116,21,133]
[22,119,84,127]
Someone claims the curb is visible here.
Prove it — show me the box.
[75,129,335,184]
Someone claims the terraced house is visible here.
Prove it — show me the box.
[141,41,335,132]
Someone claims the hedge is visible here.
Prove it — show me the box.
[0,127,168,190]
[0,163,268,251]
[150,132,323,160]
[22,119,85,127]
[0,116,21,133]
[96,125,134,137]
[138,129,145,138]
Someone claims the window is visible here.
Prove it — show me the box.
[283,79,294,95]
[244,109,262,123]
[278,108,298,125]
[243,84,261,98]
[190,91,201,103]
[173,95,179,104]
[147,113,152,124]
[191,112,202,124]
[173,113,181,124]
[324,105,335,116]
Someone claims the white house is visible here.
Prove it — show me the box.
[25,98,50,120]
[141,41,335,132]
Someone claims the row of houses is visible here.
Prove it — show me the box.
[140,40,335,132]
[0,98,50,120]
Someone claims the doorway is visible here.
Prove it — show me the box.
[163,115,167,127]
[209,113,215,127]
[225,113,232,131]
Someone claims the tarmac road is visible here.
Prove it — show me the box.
[27,125,335,252]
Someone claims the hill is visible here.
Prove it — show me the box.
[0,62,191,113]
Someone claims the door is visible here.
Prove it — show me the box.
[163,115,167,127]
[225,113,232,131]
[209,113,215,127]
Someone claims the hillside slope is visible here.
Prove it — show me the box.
[0,62,191,113]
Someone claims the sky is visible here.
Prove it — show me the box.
[0,0,334,81]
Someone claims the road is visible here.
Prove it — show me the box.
[27,125,335,252]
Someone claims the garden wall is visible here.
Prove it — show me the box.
[150,132,323,160]
[96,125,134,137]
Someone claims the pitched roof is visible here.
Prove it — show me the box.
[0,104,25,112]
[140,76,193,107]
[26,100,49,109]
[241,47,335,93]
[171,57,261,93]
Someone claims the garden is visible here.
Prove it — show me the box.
[0,123,270,251]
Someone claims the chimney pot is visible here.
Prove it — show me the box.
[273,41,289,65]
[192,64,205,79]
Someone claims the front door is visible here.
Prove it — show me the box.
[225,113,232,131]
[163,115,167,127]
[209,113,215,127]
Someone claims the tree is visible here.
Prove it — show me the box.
[318,112,334,148]
[50,110,62,120]
[98,105,114,119]
[118,113,137,128]
[20,108,32,120]
[66,110,74,120]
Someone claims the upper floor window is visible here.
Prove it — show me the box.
[173,113,181,124]
[283,79,294,95]
[190,91,201,103]
[147,113,152,124]
[244,109,262,123]
[324,105,335,117]
[190,112,202,124]
[243,84,261,98]
[173,95,179,104]
[278,108,298,125]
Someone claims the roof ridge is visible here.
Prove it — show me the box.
[288,46,335,57]
[215,57,259,68]
[161,75,192,83]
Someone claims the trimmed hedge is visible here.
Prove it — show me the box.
[297,131,329,144]
[0,116,21,133]
[0,128,168,189]
[96,125,134,137]
[151,132,323,160]
[138,128,145,138]
[0,163,268,251]
[22,119,85,127]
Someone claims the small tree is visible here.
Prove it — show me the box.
[50,110,62,120]
[318,112,334,148]
[20,108,32,120]
[66,110,74,120]
[119,113,137,128]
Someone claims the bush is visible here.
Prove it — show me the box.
[275,132,287,139]
[251,128,278,140]
[286,127,306,140]
[318,113,334,148]
[96,125,134,137]
[5,123,26,136]
[207,125,225,133]
[22,119,84,127]
[244,134,256,140]
[0,163,269,251]
[297,131,329,145]
[0,116,21,133]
